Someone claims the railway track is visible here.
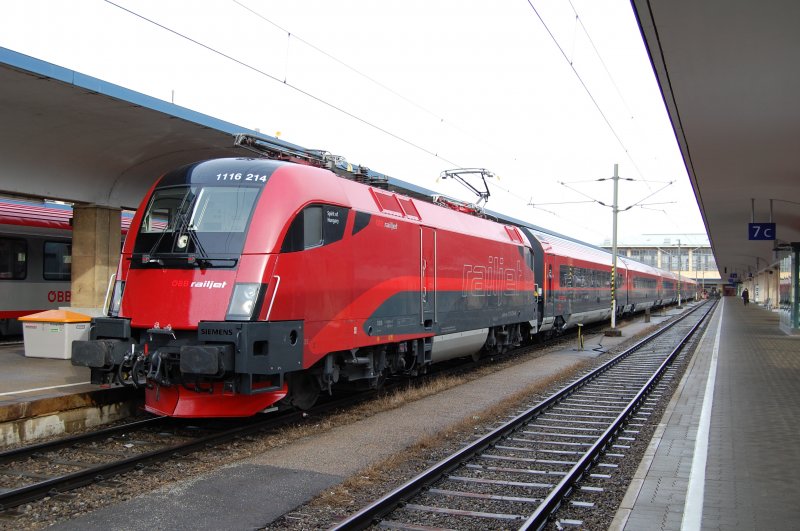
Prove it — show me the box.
[0,415,267,511]
[0,333,540,514]
[0,389,381,512]
[0,304,684,518]
[331,300,716,530]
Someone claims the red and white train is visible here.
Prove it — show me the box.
[0,199,132,336]
[70,139,695,418]
[0,199,78,336]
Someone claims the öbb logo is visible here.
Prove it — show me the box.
[48,290,71,303]
[171,280,228,289]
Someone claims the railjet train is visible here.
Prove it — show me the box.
[72,137,694,417]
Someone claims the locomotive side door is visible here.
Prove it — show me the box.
[420,226,437,329]
[547,261,555,318]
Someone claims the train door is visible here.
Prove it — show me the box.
[562,262,574,316]
[420,227,436,329]
[547,261,554,317]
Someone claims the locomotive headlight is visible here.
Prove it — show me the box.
[109,280,125,317]
[226,283,261,321]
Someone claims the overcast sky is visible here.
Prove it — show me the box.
[0,0,707,246]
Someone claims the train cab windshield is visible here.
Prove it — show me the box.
[132,184,260,267]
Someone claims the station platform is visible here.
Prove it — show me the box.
[612,297,800,530]
[0,342,140,445]
[0,341,90,397]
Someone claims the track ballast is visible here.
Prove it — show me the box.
[331,300,716,530]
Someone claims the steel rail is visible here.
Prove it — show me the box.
[0,347,499,512]
[0,388,382,511]
[0,415,293,510]
[331,300,715,530]
[520,300,715,530]
[0,416,165,464]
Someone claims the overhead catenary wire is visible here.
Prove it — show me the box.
[485,177,607,239]
[567,0,674,194]
[232,0,443,120]
[104,0,608,242]
[559,175,674,211]
[231,0,520,163]
[525,0,654,188]
[100,0,690,243]
[620,180,675,210]
[567,0,636,123]
[104,0,463,168]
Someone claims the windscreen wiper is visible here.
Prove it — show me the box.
[189,256,238,268]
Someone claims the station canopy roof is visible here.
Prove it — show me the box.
[0,48,254,209]
[631,0,800,280]
[0,47,433,211]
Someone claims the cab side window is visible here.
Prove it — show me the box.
[523,247,533,272]
[281,204,349,252]
[303,206,323,249]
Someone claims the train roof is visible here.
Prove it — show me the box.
[523,225,679,280]
[0,197,133,234]
[619,256,664,276]
[267,162,529,250]
[527,228,614,266]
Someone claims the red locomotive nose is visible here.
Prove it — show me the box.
[122,270,236,330]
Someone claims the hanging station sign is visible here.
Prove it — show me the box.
[748,223,776,240]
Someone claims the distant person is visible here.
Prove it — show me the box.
[742,288,749,306]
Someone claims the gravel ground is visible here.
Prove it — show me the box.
[0,311,695,531]
[545,320,707,530]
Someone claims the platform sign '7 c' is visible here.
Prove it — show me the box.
[748,223,776,240]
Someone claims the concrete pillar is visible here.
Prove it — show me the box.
[71,205,121,310]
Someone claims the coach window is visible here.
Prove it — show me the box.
[560,265,573,288]
[43,241,71,281]
[0,237,27,280]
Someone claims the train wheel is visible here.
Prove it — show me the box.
[285,372,321,410]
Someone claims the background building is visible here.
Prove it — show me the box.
[601,234,722,295]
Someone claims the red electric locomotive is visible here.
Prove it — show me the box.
[73,150,538,417]
[72,136,694,418]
